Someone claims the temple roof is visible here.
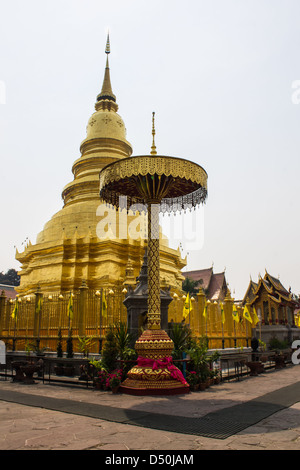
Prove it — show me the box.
[243,271,294,306]
[265,272,290,296]
[183,268,227,301]
[0,284,17,300]
[242,279,259,304]
[183,267,213,290]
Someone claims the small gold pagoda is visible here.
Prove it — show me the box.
[16,36,186,295]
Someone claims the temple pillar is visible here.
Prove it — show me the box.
[78,280,88,337]
[33,287,43,340]
[224,290,234,347]
[0,290,6,336]
[196,288,206,336]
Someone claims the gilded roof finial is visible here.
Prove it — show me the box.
[150,112,157,155]
[105,32,110,55]
[96,32,116,104]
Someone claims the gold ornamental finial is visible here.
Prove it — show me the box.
[96,32,116,104]
[105,32,110,54]
[150,111,157,155]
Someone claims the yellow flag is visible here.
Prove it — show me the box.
[232,304,239,323]
[36,296,43,314]
[67,293,73,320]
[183,293,192,319]
[220,302,225,324]
[203,298,208,318]
[11,299,19,320]
[253,306,259,325]
[102,293,107,319]
[243,305,253,324]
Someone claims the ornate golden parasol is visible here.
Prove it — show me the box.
[99,114,208,395]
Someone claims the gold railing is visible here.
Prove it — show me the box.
[0,288,251,353]
[168,293,251,349]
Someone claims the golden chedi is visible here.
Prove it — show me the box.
[16,36,185,295]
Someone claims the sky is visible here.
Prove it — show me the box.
[0,0,300,300]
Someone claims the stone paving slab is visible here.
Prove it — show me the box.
[1,365,300,450]
[2,378,300,440]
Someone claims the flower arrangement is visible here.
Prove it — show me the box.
[95,369,108,389]
[106,369,123,391]
[186,370,199,386]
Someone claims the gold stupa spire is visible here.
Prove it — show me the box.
[97,33,116,103]
[150,111,157,155]
[105,32,110,54]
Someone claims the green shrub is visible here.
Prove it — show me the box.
[57,328,63,358]
[101,329,119,372]
[269,336,289,351]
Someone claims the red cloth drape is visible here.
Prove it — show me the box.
[137,356,188,386]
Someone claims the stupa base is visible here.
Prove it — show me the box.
[119,361,190,396]
[120,383,190,396]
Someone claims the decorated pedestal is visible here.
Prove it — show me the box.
[99,120,207,395]
[121,329,188,395]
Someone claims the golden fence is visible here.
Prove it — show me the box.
[168,293,251,349]
[0,288,251,353]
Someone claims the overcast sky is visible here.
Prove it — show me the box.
[1,0,300,299]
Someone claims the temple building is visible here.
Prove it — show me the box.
[182,267,228,301]
[242,271,297,326]
[15,37,186,295]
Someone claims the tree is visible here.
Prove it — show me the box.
[57,327,63,358]
[101,328,119,372]
[0,268,20,286]
[66,328,74,358]
[182,277,199,295]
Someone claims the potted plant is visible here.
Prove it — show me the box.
[94,369,108,390]
[169,323,193,367]
[213,368,221,384]
[20,362,41,384]
[208,368,215,386]
[106,369,122,393]
[246,360,264,376]
[78,335,95,357]
[186,371,199,391]
[187,335,213,389]
[11,360,27,382]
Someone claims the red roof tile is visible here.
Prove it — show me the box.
[0,284,17,300]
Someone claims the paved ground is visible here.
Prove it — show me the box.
[1,365,300,451]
